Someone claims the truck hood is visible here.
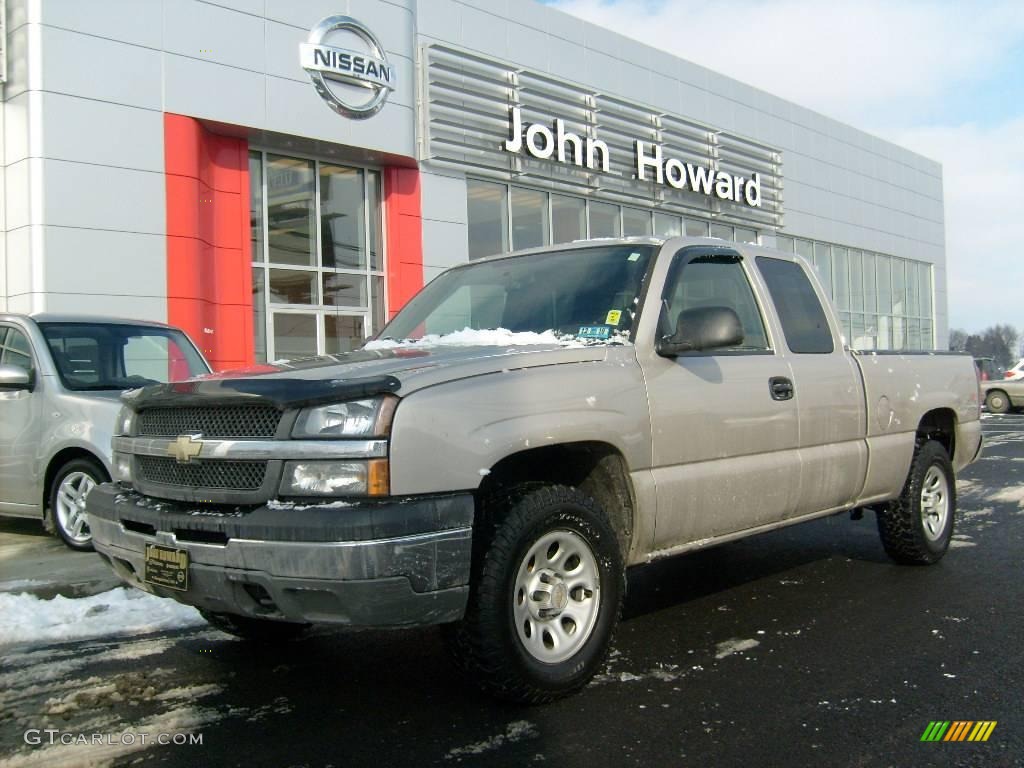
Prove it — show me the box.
[123,344,615,409]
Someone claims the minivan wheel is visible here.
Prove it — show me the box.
[48,458,107,551]
[986,390,1011,414]
[876,440,956,565]
[446,485,624,704]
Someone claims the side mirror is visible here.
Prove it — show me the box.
[0,364,33,391]
[656,306,744,357]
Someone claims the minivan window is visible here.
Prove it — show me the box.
[756,257,835,354]
[39,323,209,391]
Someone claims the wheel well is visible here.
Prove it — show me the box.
[43,449,109,509]
[917,409,956,460]
[478,442,635,559]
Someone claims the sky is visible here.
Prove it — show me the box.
[547,0,1024,336]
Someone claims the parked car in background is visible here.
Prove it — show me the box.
[981,376,1023,414]
[0,314,210,549]
[1004,358,1024,381]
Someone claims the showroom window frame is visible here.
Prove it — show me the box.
[250,148,387,363]
[468,178,756,257]
[774,234,935,351]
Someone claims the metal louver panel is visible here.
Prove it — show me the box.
[421,44,784,229]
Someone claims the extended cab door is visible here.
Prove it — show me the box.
[639,246,801,551]
[0,324,43,511]
[754,256,867,516]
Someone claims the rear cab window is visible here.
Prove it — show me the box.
[756,257,835,354]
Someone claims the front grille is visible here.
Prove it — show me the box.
[137,406,282,438]
[137,456,267,490]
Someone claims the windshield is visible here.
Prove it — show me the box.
[39,323,210,391]
[377,244,657,345]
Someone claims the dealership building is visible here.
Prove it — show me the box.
[0,0,947,369]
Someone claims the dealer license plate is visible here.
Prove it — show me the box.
[144,544,189,592]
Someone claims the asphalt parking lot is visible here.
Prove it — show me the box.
[1,413,1022,767]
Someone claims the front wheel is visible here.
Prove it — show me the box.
[446,485,625,704]
[986,390,1011,414]
[48,458,107,551]
[876,440,956,565]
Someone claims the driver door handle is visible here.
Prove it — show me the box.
[770,376,794,401]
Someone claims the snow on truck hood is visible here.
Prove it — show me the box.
[124,330,625,410]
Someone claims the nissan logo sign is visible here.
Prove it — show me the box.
[299,16,394,119]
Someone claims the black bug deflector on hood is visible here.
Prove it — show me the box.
[121,374,403,410]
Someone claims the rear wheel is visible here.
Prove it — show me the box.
[876,440,956,564]
[200,610,309,642]
[986,390,1011,414]
[48,457,107,551]
[445,484,624,704]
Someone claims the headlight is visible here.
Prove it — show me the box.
[111,451,133,485]
[292,396,397,438]
[280,460,389,497]
[115,406,136,437]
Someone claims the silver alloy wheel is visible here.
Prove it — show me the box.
[55,471,96,545]
[513,529,601,664]
[920,464,950,541]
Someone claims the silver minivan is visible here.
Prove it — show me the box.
[0,314,210,549]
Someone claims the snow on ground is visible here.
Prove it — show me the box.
[0,588,204,647]
[986,484,1024,510]
[0,704,223,768]
[445,721,538,760]
[714,638,761,660]
[0,580,52,594]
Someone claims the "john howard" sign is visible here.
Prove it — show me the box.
[502,107,762,208]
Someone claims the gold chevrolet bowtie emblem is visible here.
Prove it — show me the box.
[168,435,203,464]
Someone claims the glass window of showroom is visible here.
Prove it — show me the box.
[467,179,936,352]
[249,151,385,363]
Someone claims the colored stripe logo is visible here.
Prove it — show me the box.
[921,721,997,742]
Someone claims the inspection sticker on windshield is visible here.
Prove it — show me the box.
[605,310,622,326]
[578,326,612,340]
[627,252,642,262]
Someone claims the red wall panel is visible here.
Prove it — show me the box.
[383,167,424,320]
[164,114,253,371]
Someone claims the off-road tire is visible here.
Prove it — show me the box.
[200,610,309,642]
[876,440,956,565]
[445,484,624,704]
[47,457,107,551]
[986,390,1011,414]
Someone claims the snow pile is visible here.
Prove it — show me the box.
[0,588,205,647]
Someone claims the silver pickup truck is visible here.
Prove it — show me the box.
[0,314,209,549]
[88,238,982,702]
